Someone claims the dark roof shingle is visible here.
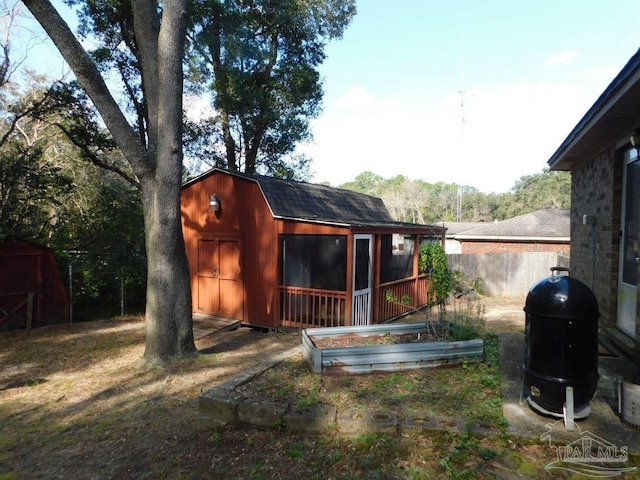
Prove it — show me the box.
[183,168,442,235]
[250,173,394,224]
[185,169,436,229]
[453,208,569,238]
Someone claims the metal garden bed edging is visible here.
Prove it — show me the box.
[302,323,484,374]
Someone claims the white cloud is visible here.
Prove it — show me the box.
[545,50,578,67]
[303,81,595,193]
[334,87,378,109]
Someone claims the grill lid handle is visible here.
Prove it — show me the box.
[550,266,570,276]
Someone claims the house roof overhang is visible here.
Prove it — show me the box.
[453,235,570,242]
[275,215,444,235]
[548,48,640,171]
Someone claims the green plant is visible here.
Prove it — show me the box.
[287,441,306,459]
[446,300,486,341]
[352,433,389,452]
[208,427,221,444]
[438,434,481,479]
[419,243,451,304]
[385,290,412,306]
[295,384,320,408]
[251,458,265,476]
[450,270,485,296]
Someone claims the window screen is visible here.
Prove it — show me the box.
[380,234,415,283]
[281,235,347,291]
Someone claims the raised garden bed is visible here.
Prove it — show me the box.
[302,322,484,374]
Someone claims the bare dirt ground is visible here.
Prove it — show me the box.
[481,296,526,333]
[0,297,581,479]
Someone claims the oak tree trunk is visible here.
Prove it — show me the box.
[23,0,197,363]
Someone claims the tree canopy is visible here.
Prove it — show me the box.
[65,0,355,181]
[0,78,146,319]
[16,0,356,363]
[339,168,571,223]
[186,0,355,179]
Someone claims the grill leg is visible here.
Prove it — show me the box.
[563,386,575,431]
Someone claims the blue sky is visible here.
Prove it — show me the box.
[300,1,640,192]
[18,0,640,193]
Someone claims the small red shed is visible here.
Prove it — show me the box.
[0,236,69,330]
[181,169,445,329]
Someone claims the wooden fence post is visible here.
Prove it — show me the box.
[26,292,34,331]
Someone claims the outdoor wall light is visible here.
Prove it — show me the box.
[630,130,640,148]
[209,194,220,212]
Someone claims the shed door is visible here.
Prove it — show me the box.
[0,252,42,328]
[352,235,372,326]
[617,150,639,338]
[196,237,243,320]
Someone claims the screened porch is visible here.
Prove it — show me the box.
[278,231,440,329]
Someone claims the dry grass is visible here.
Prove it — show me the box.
[0,299,599,479]
[0,316,301,478]
[237,341,504,429]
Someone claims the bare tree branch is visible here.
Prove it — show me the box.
[21,0,153,182]
[52,121,140,188]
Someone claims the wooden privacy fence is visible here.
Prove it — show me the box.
[447,252,569,297]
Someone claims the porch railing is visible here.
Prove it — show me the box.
[280,286,347,329]
[352,290,370,326]
[375,275,433,323]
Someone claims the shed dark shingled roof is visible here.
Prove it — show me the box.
[246,172,394,224]
[185,169,433,228]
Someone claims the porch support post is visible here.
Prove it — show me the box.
[372,234,381,324]
[413,234,420,306]
[345,233,353,326]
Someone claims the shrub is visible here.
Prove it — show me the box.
[419,242,451,303]
[450,270,485,297]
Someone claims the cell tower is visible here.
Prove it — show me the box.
[454,40,478,223]
[456,44,466,223]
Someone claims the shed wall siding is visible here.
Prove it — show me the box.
[182,174,280,327]
[181,173,359,328]
[182,171,446,329]
[0,240,69,330]
[569,146,622,330]
[238,177,279,327]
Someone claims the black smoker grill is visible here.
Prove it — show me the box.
[523,267,599,421]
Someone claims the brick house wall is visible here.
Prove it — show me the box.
[547,48,640,358]
[569,146,622,331]
[461,241,569,255]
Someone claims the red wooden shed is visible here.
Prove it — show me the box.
[181,169,445,329]
[0,236,69,331]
